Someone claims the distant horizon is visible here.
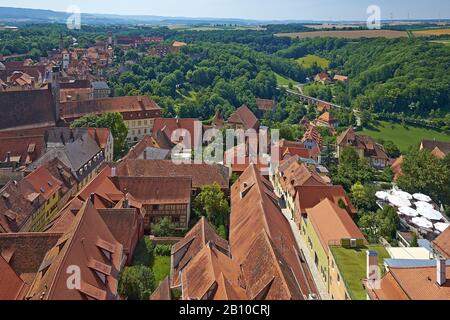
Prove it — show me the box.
[0,0,449,22]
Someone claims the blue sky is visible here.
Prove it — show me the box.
[0,0,449,20]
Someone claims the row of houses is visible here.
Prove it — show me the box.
[152,164,319,300]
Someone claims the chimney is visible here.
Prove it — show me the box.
[143,149,147,160]
[6,151,11,163]
[89,193,95,204]
[123,193,130,209]
[111,167,116,177]
[437,258,446,286]
[366,250,379,289]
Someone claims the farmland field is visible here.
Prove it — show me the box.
[297,54,330,69]
[274,30,409,39]
[359,121,450,152]
[413,28,450,36]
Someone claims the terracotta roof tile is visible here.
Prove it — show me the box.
[433,227,450,259]
[305,198,365,252]
[0,255,28,300]
[230,165,318,299]
[26,201,123,300]
[116,159,229,190]
[227,105,259,131]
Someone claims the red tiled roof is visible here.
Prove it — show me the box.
[0,87,56,131]
[181,244,246,300]
[256,98,275,112]
[26,201,123,300]
[294,185,356,219]
[152,118,201,149]
[0,134,45,168]
[306,198,366,252]
[111,176,192,205]
[60,96,162,121]
[230,165,318,299]
[227,105,259,131]
[116,159,229,190]
[432,227,450,259]
[0,255,27,300]
[367,265,450,300]
[23,165,63,201]
[0,233,62,285]
[171,217,229,288]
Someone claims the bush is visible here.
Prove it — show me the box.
[132,237,155,266]
[154,244,172,256]
[118,265,156,300]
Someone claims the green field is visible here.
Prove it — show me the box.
[152,255,171,285]
[274,72,298,87]
[330,245,390,300]
[360,121,450,152]
[297,54,330,69]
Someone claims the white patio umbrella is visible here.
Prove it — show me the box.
[413,193,432,202]
[388,195,411,208]
[375,191,390,201]
[415,201,434,209]
[417,206,443,221]
[398,207,419,217]
[393,190,413,200]
[434,222,450,233]
[412,217,433,229]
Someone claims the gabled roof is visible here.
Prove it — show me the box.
[294,185,356,218]
[256,98,275,112]
[432,227,450,259]
[306,198,366,253]
[317,111,337,124]
[0,87,56,131]
[26,201,123,300]
[230,165,318,299]
[60,96,161,120]
[23,165,63,201]
[0,180,38,233]
[227,105,259,131]
[171,217,229,288]
[98,208,141,256]
[280,161,327,197]
[0,233,62,285]
[421,140,450,158]
[152,118,201,149]
[116,159,229,190]
[0,134,45,168]
[111,176,192,205]
[0,255,28,300]
[124,136,170,160]
[301,126,323,147]
[181,244,246,300]
[367,265,450,300]
[150,276,171,300]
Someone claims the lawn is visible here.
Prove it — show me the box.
[330,245,390,300]
[297,54,330,69]
[152,255,171,285]
[274,72,298,87]
[359,121,450,152]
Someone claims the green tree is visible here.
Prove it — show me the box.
[118,265,156,300]
[397,149,450,207]
[71,112,128,159]
[152,217,174,237]
[194,182,230,228]
[333,147,375,191]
